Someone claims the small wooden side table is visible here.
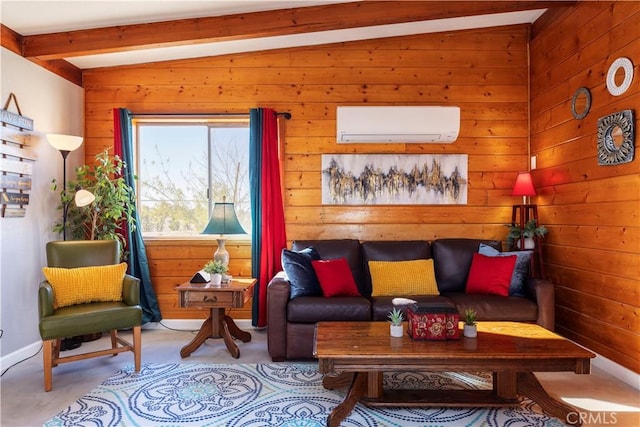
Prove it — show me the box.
[176,278,256,359]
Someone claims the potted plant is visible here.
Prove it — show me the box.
[506,219,548,249]
[52,149,136,260]
[463,308,477,338]
[203,260,228,286]
[388,307,405,337]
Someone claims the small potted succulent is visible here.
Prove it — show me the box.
[388,307,405,338]
[506,219,548,249]
[203,260,228,286]
[463,308,477,338]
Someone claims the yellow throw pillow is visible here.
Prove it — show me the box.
[42,263,127,308]
[369,259,439,296]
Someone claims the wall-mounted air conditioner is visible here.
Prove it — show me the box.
[336,106,460,143]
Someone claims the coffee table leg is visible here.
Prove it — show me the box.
[327,372,366,427]
[518,372,582,426]
[322,372,354,390]
[494,371,518,400]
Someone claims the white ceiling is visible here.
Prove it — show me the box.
[0,1,546,69]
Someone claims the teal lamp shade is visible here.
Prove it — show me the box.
[201,201,246,235]
[201,201,246,267]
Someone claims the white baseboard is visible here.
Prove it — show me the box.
[0,341,42,372]
[592,353,640,391]
[3,324,638,392]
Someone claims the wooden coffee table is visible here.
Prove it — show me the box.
[314,321,595,427]
[176,278,256,359]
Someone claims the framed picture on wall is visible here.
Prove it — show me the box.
[321,154,468,205]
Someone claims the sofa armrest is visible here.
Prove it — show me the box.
[122,274,141,306]
[267,271,290,362]
[38,281,55,318]
[524,277,555,331]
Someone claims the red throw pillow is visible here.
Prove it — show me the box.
[311,258,360,297]
[466,253,517,297]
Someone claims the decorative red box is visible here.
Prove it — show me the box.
[407,303,460,340]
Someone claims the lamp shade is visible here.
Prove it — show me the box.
[201,201,246,235]
[47,134,84,152]
[74,189,95,207]
[511,172,536,197]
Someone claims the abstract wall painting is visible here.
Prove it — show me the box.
[321,154,468,205]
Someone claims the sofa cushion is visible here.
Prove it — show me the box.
[281,247,321,299]
[292,239,363,293]
[369,259,439,296]
[287,296,371,323]
[432,239,501,293]
[478,244,532,297]
[362,240,431,296]
[446,292,538,323]
[466,253,516,297]
[42,263,126,309]
[312,258,360,297]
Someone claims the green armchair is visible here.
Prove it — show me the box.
[38,240,142,391]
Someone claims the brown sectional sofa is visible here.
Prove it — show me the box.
[267,238,555,361]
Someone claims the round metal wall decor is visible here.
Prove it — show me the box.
[571,87,592,119]
[606,57,634,96]
[597,109,635,165]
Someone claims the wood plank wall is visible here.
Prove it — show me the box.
[530,1,639,373]
[83,26,530,321]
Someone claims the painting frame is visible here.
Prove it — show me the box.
[321,154,468,205]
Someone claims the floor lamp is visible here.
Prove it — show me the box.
[201,197,246,271]
[511,172,543,278]
[47,134,83,240]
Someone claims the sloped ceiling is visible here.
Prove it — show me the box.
[1,1,576,85]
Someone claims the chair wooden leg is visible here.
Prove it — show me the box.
[43,339,53,392]
[52,338,61,367]
[133,325,141,372]
[110,330,118,355]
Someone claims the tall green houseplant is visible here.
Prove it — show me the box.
[53,149,136,257]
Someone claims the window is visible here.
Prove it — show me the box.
[133,116,251,238]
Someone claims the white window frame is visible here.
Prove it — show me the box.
[132,115,251,240]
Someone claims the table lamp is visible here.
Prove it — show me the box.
[511,171,536,205]
[201,197,246,267]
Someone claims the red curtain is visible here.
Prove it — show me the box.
[253,108,287,327]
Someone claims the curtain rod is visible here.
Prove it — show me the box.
[132,112,292,119]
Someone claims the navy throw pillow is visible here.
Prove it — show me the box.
[281,247,322,299]
[478,244,532,297]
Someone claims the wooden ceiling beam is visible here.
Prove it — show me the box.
[1,24,82,86]
[22,1,577,60]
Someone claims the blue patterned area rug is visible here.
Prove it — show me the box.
[44,363,564,426]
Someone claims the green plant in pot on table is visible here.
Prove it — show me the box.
[203,260,228,286]
[506,219,548,250]
[463,308,477,338]
[388,307,405,337]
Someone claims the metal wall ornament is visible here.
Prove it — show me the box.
[597,110,635,166]
[606,57,634,96]
[571,87,592,120]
